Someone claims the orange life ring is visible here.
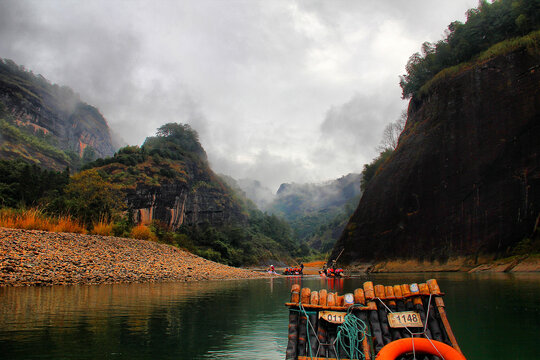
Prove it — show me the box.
[376,338,466,360]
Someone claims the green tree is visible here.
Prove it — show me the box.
[64,169,125,225]
[400,0,540,99]
[143,123,207,161]
[360,149,394,191]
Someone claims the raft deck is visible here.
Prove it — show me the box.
[284,279,463,360]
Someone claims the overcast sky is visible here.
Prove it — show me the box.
[0,0,479,191]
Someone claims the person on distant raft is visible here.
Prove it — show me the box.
[327,267,334,277]
[268,264,276,274]
[300,263,304,274]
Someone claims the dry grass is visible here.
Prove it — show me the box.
[91,218,115,236]
[129,224,157,241]
[0,208,86,234]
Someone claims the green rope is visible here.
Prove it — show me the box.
[298,302,317,359]
[335,311,369,360]
[290,303,371,360]
[290,307,318,316]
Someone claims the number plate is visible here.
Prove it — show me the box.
[319,311,347,324]
[387,311,423,328]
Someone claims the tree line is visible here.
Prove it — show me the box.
[0,122,305,265]
[400,0,540,99]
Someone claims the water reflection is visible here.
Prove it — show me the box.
[0,273,539,359]
[0,280,289,360]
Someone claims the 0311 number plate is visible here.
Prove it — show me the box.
[387,311,423,328]
[319,311,347,324]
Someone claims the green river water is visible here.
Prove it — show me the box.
[0,273,539,359]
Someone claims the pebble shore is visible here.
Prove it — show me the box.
[0,227,270,286]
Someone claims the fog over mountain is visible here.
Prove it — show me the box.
[0,0,478,190]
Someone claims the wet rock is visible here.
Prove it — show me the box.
[0,227,270,286]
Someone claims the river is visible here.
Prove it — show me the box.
[1,273,539,359]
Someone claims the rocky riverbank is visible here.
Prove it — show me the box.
[0,227,270,286]
[346,255,540,273]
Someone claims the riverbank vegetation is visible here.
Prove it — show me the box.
[365,0,540,192]
[0,123,304,266]
[400,0,540,99]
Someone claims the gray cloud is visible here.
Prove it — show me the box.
[0,0,479,189]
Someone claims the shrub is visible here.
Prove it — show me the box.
[129,224,157,241]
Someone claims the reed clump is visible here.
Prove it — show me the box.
[0,208,86,234]
[91,218,115,236]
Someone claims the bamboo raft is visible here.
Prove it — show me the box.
[284,279,465,360]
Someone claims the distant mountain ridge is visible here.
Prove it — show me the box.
[267,173,363,253]
[0,58,115,170]
[270,173,362,220]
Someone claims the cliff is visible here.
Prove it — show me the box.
[85,124,247,230]
[125,161,247,229]
[333,45,540,264]
[0,59,115,170]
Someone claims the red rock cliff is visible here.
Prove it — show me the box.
[333,46,540,263]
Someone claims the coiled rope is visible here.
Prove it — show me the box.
[335,308,369,360]
[294,302,370,360]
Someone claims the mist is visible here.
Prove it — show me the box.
[0,0,479,190]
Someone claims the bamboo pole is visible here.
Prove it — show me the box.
[409,283,433,339]
[427,279,462,354]
[298,288,311,356]
[316,313,327,358]
[385,286,402,341]
[354,288,365,305]
[310,291,319,305]
[286,284,301,359]
[419,283,443,341]
[364,281,384,353]
[319,289,328,307]
[286,311,299,359]
[291,284,301,303]
[400,284,415,311]
[375,284,392,345]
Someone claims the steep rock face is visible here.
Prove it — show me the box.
[127,181,246,229]
[333,48,540,263]
[0,59,115,170]
[102,157,248,229]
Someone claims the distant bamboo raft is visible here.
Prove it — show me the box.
[284,279,464,360]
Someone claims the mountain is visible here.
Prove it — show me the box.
[82,123,299,265]
[236,178,275,210]
[0,59,115,171]
[332,35,540,264]
[267,173,362,253]
[270,173,362,219]
[84,123,245,229]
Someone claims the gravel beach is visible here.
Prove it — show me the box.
[0,227,270,286]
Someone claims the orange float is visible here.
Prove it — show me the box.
[375,338,465,360]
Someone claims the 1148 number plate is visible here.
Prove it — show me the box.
[387,311,423,328]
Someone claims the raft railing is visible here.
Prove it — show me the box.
[284,279,464,360]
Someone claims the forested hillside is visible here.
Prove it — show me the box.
[0,59,115,170]
[266,174,362,255]
[0,122,301,266]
